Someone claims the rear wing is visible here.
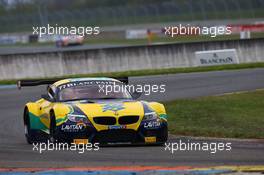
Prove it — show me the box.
[17,77,129,89]
[17,79,61,89]
[115,77,128,84]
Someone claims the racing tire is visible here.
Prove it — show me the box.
[158,125,168,145]
[49,111,59,143]
[49,111,72,144]
[163,125,168,142]
[24,108,38,144]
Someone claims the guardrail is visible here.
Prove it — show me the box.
[0,38,263,80]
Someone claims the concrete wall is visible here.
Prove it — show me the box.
[0,39,264,80]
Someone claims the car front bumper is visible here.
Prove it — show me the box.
[56,120,168,145]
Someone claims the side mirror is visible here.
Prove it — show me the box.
[41,94,55,102]
[131,91,142,99]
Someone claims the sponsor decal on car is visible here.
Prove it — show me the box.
[73,139,89,144]
[58,81,115,90]
[144,121,161,128]
[108,125,127,129]
[61,124,85,132]
[102,103,125,113]
[145,137,157,143]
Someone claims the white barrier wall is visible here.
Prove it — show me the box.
[0,39,264,80]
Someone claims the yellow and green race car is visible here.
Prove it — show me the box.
[18,77,168,145]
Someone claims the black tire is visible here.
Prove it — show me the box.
[24,108,37,144]
[49,111,58,143]
[49,111,72,144]
[159,124,168,144]
[163,125,168,142]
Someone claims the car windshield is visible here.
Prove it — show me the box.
[58,82,131,101]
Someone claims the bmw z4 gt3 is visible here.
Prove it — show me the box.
[19,77,168,145]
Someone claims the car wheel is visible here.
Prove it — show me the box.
[49,111,58,143]
[159,124,168,145]
[24,108,37,144]
[163,125,168,142]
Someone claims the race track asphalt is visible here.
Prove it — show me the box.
[0,68,263,168]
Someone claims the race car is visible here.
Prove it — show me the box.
[55,34,84,47]
[18,77,168,145]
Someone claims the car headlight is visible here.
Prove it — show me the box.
[67,114,90,124]
[143,112,159,121]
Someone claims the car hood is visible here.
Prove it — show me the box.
[74,99,145,117]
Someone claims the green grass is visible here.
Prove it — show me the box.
[85,32,264,45]
[1,62,264,85]
[165,90,264,139]
[85,34,241,45]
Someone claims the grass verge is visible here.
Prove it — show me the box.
[165,90,264,139]
[1,62,264,85]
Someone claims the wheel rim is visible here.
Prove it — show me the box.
[24,110,29,136]
[50,135,55,143]
[49,113,56,143]
[50,127,55,142]
[24,124,28,135]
